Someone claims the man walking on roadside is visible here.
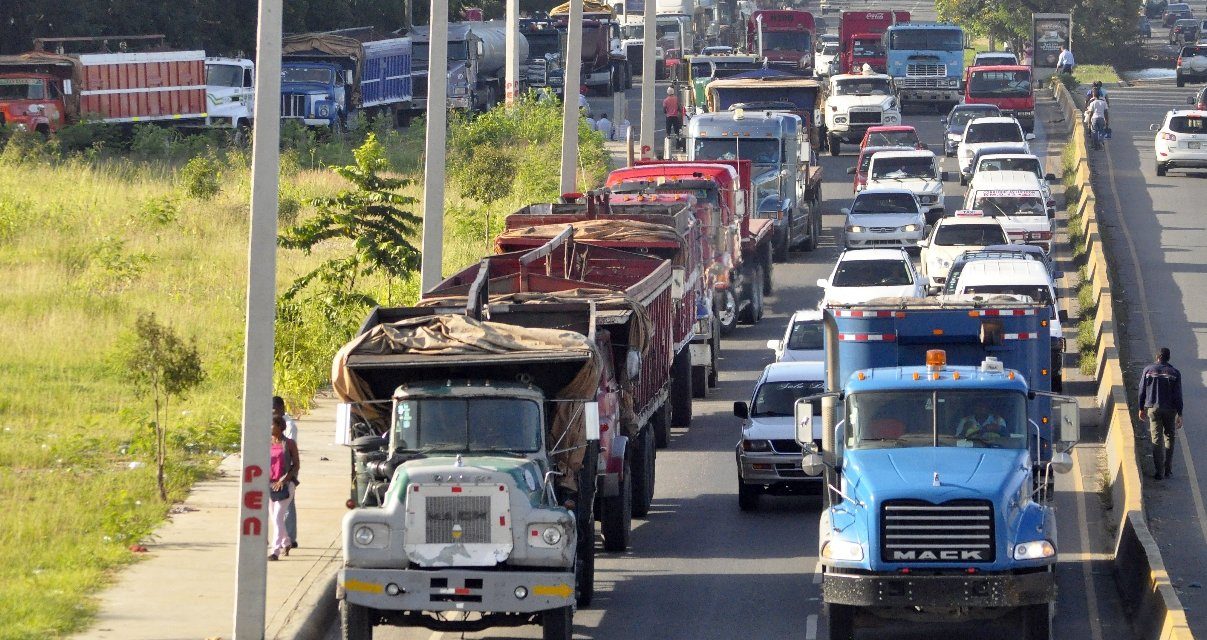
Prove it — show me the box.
[1138,347,1184,480]
[1056,45,1075,75]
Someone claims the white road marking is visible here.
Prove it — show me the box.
[806,613,819,640]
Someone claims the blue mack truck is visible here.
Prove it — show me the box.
[792,298,1080,640]
[884,22,964,111]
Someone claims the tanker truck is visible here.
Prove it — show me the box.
[411,20,526,111]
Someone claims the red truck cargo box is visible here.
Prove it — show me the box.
[77,51,207,123]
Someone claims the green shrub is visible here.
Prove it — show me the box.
[1,129,57,165]
[456,146,518,204]
[130,125,178,159]
[136,196,180,226]
[57,121,123,153]
[179,155,222,200]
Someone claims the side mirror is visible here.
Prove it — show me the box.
[62,79,73,95]
[927,285,942,296]
[1058,308,1069,322]
[1025,133,1036,141]
[1150,123,1160,131]
[1045,173,1057,182]
[940,171,950,181]
[1055,396,1080,445]
[793,398,814,444]
[1053,270,1065,280]
[766,339,781,350]
[584,401,601,441]
[477,41,485,57]
[840,207,851,215]
[1049,450,1074,474]
[816,277,828,288]
[916,239,929,247]
[940,116,948,124]
[845,166,856,175]
[344,70,354,85]
[1189,95,1197,105]
[733,401,750,419]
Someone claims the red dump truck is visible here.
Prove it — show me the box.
[427,229,675,549]
[746,10,816,75]
[839,10,909,74]
[605,159,774,337]
[0,36,206,134]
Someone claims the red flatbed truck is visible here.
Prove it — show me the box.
[838,10,909,74]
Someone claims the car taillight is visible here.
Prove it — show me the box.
[1162,132,1178,141]
[1178,57,1184,66]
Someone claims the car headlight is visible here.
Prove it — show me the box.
[822,539,865,561]
[741,439,772,452]
[318,105,330,117]
[541,526,564,546]
[948,133,962,141]
[846,225,865,233]
[1013,540,1056,560]
[835,116,847,124]
[354,525,375,546]
[901,224,920,232]
[919,195,938,204]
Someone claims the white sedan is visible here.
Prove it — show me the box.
[841,187,927,250]
[766,309,824,363]
[817,248,926,305]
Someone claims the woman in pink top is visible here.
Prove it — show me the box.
[269,415,300,560]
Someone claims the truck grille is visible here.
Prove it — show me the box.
[849,110,881,125]
[425,496,492,543]
[907,63,946,77]
[880,499,995,563]
[281,94,306,118]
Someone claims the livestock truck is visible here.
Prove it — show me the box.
[838,10,910,74]
[333,299,603,640]
[794,298,1080,640]
[495,193,711,429]
[884,22,965,110]
[0,35,208,134]
[746,10,816,75]
[703,68,824,147]
[411,21,525,111]
[280,29,414,130]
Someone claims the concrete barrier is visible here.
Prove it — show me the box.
[1051,80,1194,640]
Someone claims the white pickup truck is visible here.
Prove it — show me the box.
[822,72,902,156]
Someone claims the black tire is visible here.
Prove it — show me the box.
[715,288,738,336]
[1178,74,1186,87]
[960,173,968,186]
[826,603,856,640]
[762,248,775,294]
[340,600,373,640]
[671,348,694,425]
[542,605,574,640]
[630,427,656,517]
[740,266,764,324]
[804,204,820,252]
[575,444,597,607]
[829,135,841,156]
[774,225,791,262]
[1022,603,1052,640]
[707,325,719,389]
[1157,162,1168,176]
[600,455,632,551]
[738,477,760,511]
[692,365,708,399]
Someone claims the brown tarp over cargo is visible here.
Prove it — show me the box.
[331,313,602,491]
[496,218,683,244]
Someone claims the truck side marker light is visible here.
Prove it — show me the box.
[857,372,866,380]
[933,329,944,335]
[932,372,940,380]
[900,568,910,574]
[499,485,506,491]
[1008,372,1016,380]
[346,499,356,509]
[913,372,920,380]
[533,584,575,599]
[1041,368,1048,376]
[966,568,977,574]
[1042,416,1049,424]
[451,486,462,493]
[500,516,506,526]
[952,372,960,380]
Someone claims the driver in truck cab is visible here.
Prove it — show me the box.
[956,399,1010,440]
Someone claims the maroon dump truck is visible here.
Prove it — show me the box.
[426,231,675,551]
[839,10,909,74]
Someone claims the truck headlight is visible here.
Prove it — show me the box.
[834,116,847,124]
[741,439,772,452]
[1014,540,1055,560]
[931,257,951,268]
[822,539,865,561]
[318,105,330,118]
[541,526,564,546]
[354,526,375,546]
[884,114,899,123]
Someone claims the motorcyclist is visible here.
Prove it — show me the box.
[1084,95,1109,147]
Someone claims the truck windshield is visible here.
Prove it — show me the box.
[870,156,934,179]
[762,31,812,52]
[694,138,781,165]
[412,41,471,66]
[394,398,543,453]
[847,390,1028,449]
[972,195,1046,217]
[527,35,561,58]
[968,71,1032,98]
[832,259,912,286]
[960,284,1052,305]
[978,157,1042,177]
[752,380,825,417]
[833,78,892,96]
[281,66,335,84]
[206,65,243,88]
[934,224,1007,246]
[0,78,45,100]
[888,29,964,51]
[852,192,918,213]
[852,39,885,57]
[964,122,1023,143]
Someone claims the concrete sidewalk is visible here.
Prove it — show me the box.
[74,394,348,640]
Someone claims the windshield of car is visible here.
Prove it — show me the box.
[960,283,1052,305]
[834,78,893,95]
[206,64,243,88]
[965,122,1024,143]
[950,107,1001,128]
[934,223,1007,246]
[394,398,543,453]
[865,130,918,147]
[967,70,1032,98]
[852,192,919,213]
[1169,3,1191,12]
[820,43,840,55]
[847,390,1028,449]
[752,380,825,417]
[972,193,1046,216]
[977,157,1042,177]
[694,138,781,165]
[832,258,913,286]
[889,28,964,51]
[852,39,885,57]
[787,320,824,350]
[975,54,1017,65]
[0,78,46,100]
[1169,115,1207,133]
[281,66,335,84]
[870,156,935,179]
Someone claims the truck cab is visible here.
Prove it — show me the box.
[964,65,1035,132]
[748,10,816,74]
[280,61,348,127]
[822,73,902,155]
[205,57,255,129]
[0,72,66,134]
[884,23,964,109]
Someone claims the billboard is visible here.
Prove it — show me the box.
[1032,13,1071,70]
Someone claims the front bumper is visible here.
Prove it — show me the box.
[1002,110,1035,132]
[845,230,925,249]
[823,569,1055,608]
[340,567,575,613]
[283,116,334,127]
[738,449,822,484]
[898,87,961,104]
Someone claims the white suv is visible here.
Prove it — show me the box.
[917,212,1009,288]
[1151,109,1207,176]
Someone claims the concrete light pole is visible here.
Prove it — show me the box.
[505,0,520,105]
[559,0,585,194]
[419,0,450,293]
[232,0,281,637]
[639,0,656,159]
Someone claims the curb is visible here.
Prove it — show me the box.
[1051,81,1194,640]
[277,570,339,640]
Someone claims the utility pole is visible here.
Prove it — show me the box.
[559,0,585,193]
[232,0,281,636]
[505,0,520,105]
[639,0,656,159]
[419,0,450,293]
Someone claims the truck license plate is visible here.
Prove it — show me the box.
[1189,141,1202,149]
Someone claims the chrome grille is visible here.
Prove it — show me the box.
[425,496,491,543]
[897,77,953,89]
[881,499,995,562]
[869,226,896,233]
[849,110,882,125]
[281,94,306,118]
[907,63,946,77]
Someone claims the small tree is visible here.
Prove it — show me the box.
[120,312,206,501]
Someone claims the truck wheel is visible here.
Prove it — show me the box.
[804,205,821,252]
[652,392,671,449]
[762,246,775,294]
[692,365,708,400]
[707,325,719,388]
[576,444,597,607]
[340,600,374,640]
[1021,603,1052,640]
[715,289,738,336]
[740,267,764,324]
[542,605,574,640]
[828,135,841,156]
[825,603,855,640]
[630,427,656,517]
[774,225,791,262]
[600,455,632,551]
[671,348,695,423]
[737,477,760,511]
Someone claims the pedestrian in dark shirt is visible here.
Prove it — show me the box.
[1137,347,1184,480]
